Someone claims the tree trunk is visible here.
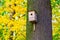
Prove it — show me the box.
[27,0,52,40]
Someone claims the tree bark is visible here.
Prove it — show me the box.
[28,0,52,40]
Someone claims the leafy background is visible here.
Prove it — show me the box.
[0,0,27,40]
[51,0,60,40]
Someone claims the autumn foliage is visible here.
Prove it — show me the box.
[51,0,60,40]
[0,0,27,40]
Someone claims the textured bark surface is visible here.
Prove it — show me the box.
[27,0,52,40]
